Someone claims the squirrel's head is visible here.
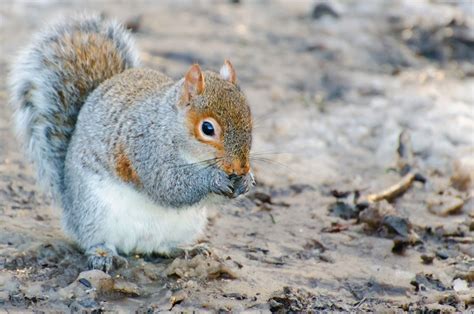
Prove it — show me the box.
[179,61,252,176]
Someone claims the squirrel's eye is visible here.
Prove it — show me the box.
[201,121,215,136]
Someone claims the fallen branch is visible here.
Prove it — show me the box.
[367,172,416,202]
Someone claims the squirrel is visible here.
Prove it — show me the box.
[9,14,254,272]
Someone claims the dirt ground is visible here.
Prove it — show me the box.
[0,0,473,312]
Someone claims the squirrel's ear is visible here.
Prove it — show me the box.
[183,64,205,102]
[219,60,237,84]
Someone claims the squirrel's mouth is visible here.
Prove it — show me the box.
[221,159,250,176]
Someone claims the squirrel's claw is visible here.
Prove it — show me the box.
[183,243,213,259]
[210,170,234,197]
[250,172,256,186]
[169,243,213,260]
[86,243,127,273]
[161,243,213,260]
[230,172,255,198]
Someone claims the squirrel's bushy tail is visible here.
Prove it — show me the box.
[9,14,139,200]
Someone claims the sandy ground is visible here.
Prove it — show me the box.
[0,0,473,312]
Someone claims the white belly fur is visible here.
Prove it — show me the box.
[89,177,208,255]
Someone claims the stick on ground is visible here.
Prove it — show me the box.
[367,172,416,202]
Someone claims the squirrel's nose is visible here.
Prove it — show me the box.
[223,159,250,176]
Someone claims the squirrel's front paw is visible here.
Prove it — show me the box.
[210,170,234,197]
[230,172,255,198]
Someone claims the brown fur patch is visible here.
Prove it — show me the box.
[115,145,141,186]
[220,158,250,176]
[50,31,125,109]
[222,159,250,176]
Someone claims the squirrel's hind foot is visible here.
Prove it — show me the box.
[172,242,213,260]
[86,243,128,273]
[158,243,213,260]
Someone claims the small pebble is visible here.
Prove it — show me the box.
[78,278,92,288]
[435,250,449,260]
[420,254,434,264]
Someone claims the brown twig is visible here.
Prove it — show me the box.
[367,172,416,202]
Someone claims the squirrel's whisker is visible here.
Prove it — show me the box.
[252,111,274,129]
[250,151,289,157]
[250,157,295,172]
[166,157,223,170]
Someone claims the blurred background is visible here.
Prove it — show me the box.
[1,0,473,184]
[0,0,473,312]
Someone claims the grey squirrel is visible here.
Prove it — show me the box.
[9,14,254,272]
